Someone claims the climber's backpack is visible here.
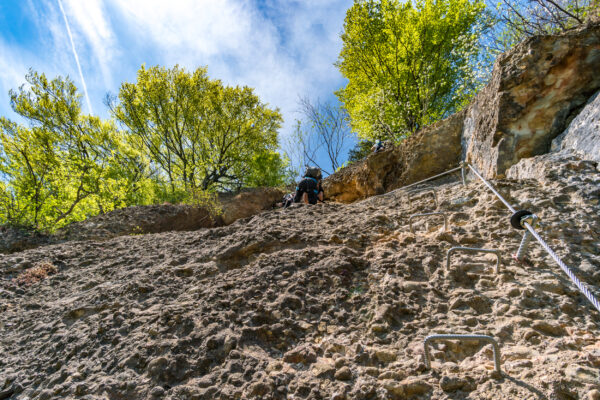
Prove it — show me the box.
[282,193,294,208]
[304,167,322,180]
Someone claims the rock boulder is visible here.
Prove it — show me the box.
[464,23,600,178]
[218,187,284,225]
[324,111,465,203]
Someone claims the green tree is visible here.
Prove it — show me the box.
[0,71,150,230]
[336,0,487,141]
[110,65,287,195]
[347,140,375,163]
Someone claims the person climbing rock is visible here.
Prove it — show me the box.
[293,167,324,205]
[371,139,384,153]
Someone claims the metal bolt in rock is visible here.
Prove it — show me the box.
[515,214,539,262]
[424,334,502,374]
[409,212,447,233]
[408,190,438,209]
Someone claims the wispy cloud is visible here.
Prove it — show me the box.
[62,0,117,88]
[57,0,93,114]
[107,0,352,135]
[2,0,354,150]
[0,42,29,110]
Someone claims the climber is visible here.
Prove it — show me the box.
[371,139,384,153]
[293,167,324,205]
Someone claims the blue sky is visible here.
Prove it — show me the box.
[0,0,356,173]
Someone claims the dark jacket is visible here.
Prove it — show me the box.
[294,177,323,204]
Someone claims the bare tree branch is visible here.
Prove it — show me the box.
[297,97,354,174]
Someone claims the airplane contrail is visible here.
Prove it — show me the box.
[57,0,93,114]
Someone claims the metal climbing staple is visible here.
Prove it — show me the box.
[408,190,438,209]
[409,212,448,233]
[446,247,501,274]
[423,334,502,374]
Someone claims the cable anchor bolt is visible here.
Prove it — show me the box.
[514,213,539,263]
[460,161,468,186]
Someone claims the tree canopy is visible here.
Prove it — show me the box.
[0,71,150,230]
[0,66,290,231]
[110,65,288,196]
[336,0,487,141]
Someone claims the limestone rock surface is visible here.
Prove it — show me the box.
[0,187,284,254]
[1,159,599,399]
[464,22,600,178]
[325,23,600,203]
[219,187,284,225]
[324,111,465,203]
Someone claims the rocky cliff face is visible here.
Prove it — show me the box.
[325,22,600,203]
[506,87,600,183]
[1,20,600,400]
[553,89,600,162]
[0,187,284,255]
[324,111,465,203]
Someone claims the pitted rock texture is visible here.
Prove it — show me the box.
[1,165,599,399]
[506,152,600,188]
[0,227,51,256]
[0,187,284,254]
[464,22,600,178]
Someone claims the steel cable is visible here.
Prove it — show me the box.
[467,164,516,213]
[360,166,463,204]
[524,222,600,313]
[360,161,600,314]
[466,163,600,314]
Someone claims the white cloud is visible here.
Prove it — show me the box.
[2,0,355,152]
[106,0,353,137]
[0,42,30,117]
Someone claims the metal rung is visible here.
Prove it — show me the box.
[424,334,502,374]
[408,190,438,209]
[409,212,447,233]
[446,247,501,274]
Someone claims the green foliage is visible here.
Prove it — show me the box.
[111,65,288,194]
[336,0,488,141]
[243,151,292,188]
[186,188,222,217]
[0,66,290,232]
[0,71,150,231]
[347,140,375,163]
